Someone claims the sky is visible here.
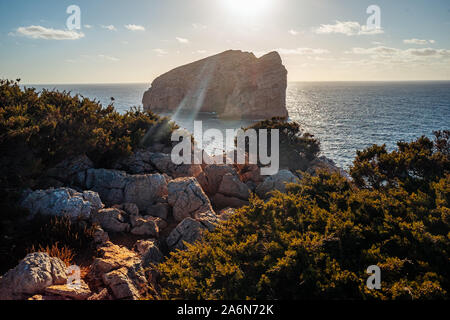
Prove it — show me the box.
[0,0,449,84]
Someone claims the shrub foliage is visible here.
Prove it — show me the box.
[157,133,449,300]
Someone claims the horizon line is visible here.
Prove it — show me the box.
[20,79,450,86]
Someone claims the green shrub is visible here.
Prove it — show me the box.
[157,133,449,300]
[0,79,176,273]
[241,117,320,171]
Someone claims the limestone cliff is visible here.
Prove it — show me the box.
[142,50,288,119]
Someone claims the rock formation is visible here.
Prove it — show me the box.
[142,50,288,119]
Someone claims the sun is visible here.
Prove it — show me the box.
[223,0,272,18]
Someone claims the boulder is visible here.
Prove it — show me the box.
[146,202,170,221]
[134,240,164,266]
[21,188,103,220]
[166,218,206,251]
[44,280,91,300]
[85,169,168,210]
[130,216,159,237]
[92,243,141,274]
[256,169,300,198]
[46,155,94,186]
[200,165,251,209]
[0,253,67,300]
[102,266,145,300]
[142,50,288,119]
[123,174,168,210]
[168,177,215,222]
[91,208,130,233]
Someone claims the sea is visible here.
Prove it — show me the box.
[25,81,450,170]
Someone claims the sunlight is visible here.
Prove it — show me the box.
[223,0,272,18]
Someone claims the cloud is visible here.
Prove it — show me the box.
[192,23,207,30]
[12,25,84,40]
[84,25,93,29]
[403,39,435,45]
[98,54,119,61]
[101,25,117,31]
[346,46,450,60]
[315,21,384,36]
[276,47,329,55]
[176,37,189,44]
[153,48,168,56]
[125,24,145,32]
[288,29,299,36]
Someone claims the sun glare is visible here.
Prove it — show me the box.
[223,0,272,18]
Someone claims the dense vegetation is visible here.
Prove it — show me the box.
[0,79,175,272]
[157,132,450,300]
[241,117,320,172]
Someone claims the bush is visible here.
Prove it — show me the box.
[0,79,176,273]
[0,79,176,191]
[157,133,449,300]
[241,117,320,172]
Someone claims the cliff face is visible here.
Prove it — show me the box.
[142,50,288,119]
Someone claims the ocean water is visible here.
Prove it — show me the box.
[26,81,450,169]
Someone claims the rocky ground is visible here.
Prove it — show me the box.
[0,146,347,300]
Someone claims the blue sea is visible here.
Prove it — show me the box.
[26,82,450,169]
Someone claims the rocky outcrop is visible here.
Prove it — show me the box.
[84,169,168,210]
[91,208,130,233]
[200,164,252,209]
[0,253,67,300]
[166,218,207,251]
[256,169,300,199]
[142,50,288,119]
[44,280,92,300]
[168,177,215,222]
[21,188,103,220]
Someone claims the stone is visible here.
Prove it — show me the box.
[102,267,144,300]
[87,288,110,300]
[168,177,215,222]
[149,152,203,179]
[146,202,170,220]
[166,218,207,251]
[130,216,159,237]
[217,173,251,200]
[256,169,300,199]
[85,169,168,210]
[0,253,67,300]
[134,240,164,266]
[143,50,288,119]
[91,208,130,233]
[123,174,168,211]
[92,242,141,274]
[46,155,94,186]
[93,226,110,246]
[20,188,103,220]
[44,280,91,300]
[122,203,140,216]
[213,193,249,210]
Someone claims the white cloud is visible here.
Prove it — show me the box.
[12,25,84,40]
[101,25,117,31]
[153,48,168,56]
[192,23,207,30]
[84,25,93,29]
[176,37,189,44]
[315,21,384,36]
[403,39,435,45]
[98,54,119,61]
[346,46,450,60]
[125,24,145,32]
[288,29,299,36]
[277,47,329,55]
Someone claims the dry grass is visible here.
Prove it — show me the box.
[28,242,75,266]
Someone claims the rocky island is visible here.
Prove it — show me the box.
[142,50,289,119]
